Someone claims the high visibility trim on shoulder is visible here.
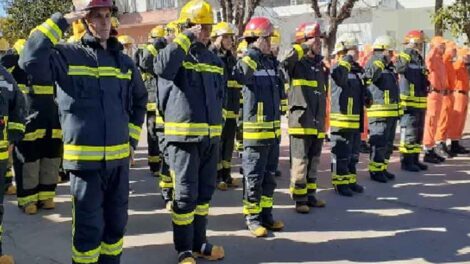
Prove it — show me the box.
[338,60,351,71]
[182,61,224,75]
[293,44,304,59]
[174,33,191,53]
[146,44,158,57]
[68,66,132,80]
[373,60,385,71]
[399,52,411,62]
[242,56,257,71]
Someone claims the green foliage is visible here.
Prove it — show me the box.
[433,0,470,40]
[1,0,73,42]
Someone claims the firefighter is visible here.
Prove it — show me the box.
[154,0,224,262]
[448,47,470,154]
[330,33,369,197]
[396,30,433,168]
[1,37,63,215]
[0,64,26,264]
[365,35,400,183]
[235,40,248,163]
[237,16,284,237]
[282,22,328,213]
[422,36,448,163]
[20,0,147,262]
[117,34,135,58]
[209,22,242,191]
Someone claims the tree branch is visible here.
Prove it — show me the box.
[311,0,322,18]
[331,0,338,18]
[336,0,359,23]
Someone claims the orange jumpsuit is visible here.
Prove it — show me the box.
[435,45,457,142]
[423,46,447,148]
[448,49,469,140]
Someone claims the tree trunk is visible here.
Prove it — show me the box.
[435,0,444,36]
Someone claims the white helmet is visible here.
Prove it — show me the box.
[373,35,395,50]
[333,33,359,54]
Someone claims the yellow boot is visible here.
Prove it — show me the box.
[216,182,228,191]
[195,244,224,261]
[24,203,37,215]
[247,222,268,238]
[5,185,16,195]
[0,255,14,264]
[40,199,55,210]
[178,252,196,264]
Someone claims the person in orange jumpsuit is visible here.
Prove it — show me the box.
[423,36,448,162]
[448,47,470,154]
[434,41,458,158]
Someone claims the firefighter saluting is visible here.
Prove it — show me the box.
[20,0,148,262]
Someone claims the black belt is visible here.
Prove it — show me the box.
[431,89,450,95]
[455,90,468,95]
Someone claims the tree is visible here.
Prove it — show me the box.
[311,0,359,56]
[434,0,444,36]
[0,0,73,42]
[433,0,470,42]
[217,0,262,36]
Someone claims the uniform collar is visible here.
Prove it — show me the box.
[82,33,121,52]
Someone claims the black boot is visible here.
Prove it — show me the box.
[436,142,455,158]
[359,141,371,154]
[370,172,388,183]
[401,154,420,172]
[334,184,353,197]
[349,183,364,193]
[383,170,395,180]
[451,140,470,154]
[274,170,282,177]
[423,149,443,163]
[413,153,428,170]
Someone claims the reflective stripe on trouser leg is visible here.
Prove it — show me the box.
[400,112,423,154]
[38,157,60,201]
[4,156,13,186]
[147,112,161,173]
[159,160,173,202]
[369,120,387,172]
[15,158,40,207]
[331,132,353,185]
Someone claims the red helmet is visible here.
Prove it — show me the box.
[404,30,426,44]
[73,0,116,11]
[295,22,321,44]
[243,17,274,38]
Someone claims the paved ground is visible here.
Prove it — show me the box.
[4,118,470,264]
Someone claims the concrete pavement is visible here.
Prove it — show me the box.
[4,121,470,264]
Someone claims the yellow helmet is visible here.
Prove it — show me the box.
[166,20,179,34]
[118,35,135,45]
[13,39,26,55]
[237,40,248,53]
[0,39,9,52]
[333,33,359,55]
[373,35,395,50]
[178,0,214,25]
[72,20,87,41]
[271,27,281,47]
[150,25,165,38]
[67,35,80,43]
[211,22,236,38]
[111,17,120,29]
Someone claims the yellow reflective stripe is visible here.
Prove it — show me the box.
[68,66,132,80]
[349,174,357,183]
[165,122,209,136]
[373,60,385,71]
[182,61,224,75]
[242,56,257,71]
[257,102,264,122]
[399,52,411,62]
[384,90,390,105]
[37,19,62,45]
[0,151,8,160]
[174,33,191,53]
[18,193,38,206]
[330,113,360,121]
[227,80,242,89]
[292,79,318,88]
[0,140,9,149]
[260,196,273,208]
[100,238,123,256]
[147,103,157,111]
[339,60,351,71]
[410,83,415,97]
[7,66,15,73]
[368,103,399,110]
[347,97,353,115]
[288,127,318,135]
[72,245,100,264]
[52,129,62,139]
[38,191,55,201]
[8,122,25,132]
[330,121,359,129]
[63,143,130,161]
[290,186,307,196]
[293,44,304,59]
[243,121,275,129]
[128,123,142,141]
[195,203,209,216]
[148,155,161,163]
[318,132,326,139]
[210,125,222,138]
[159,180,174,188]
[307,183,317,190]
[18,84,28,94]
[332,174,351,185]
[146,44,158,57]
[172,211,194,225]
[32,85,54,95]
[222,160,231,169]
[23,129,47,141]
[243,131,276,140]
[243,200,261,215]
[368,162,385,172]
[224,110,239,119]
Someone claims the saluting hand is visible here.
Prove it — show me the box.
[64,11,89,25]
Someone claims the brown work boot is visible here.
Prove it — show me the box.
[178,251,196,264]
[5,185,16,195]
[295,202,310,214]
[216,181,228,191]
[195,243,225,261]
[40,199,55,210]
[307,196,326,208]
[24,203,38,215]
[0,255,14,264]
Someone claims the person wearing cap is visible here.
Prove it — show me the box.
[209,22,242,191]
[448,47,470,154]
[282,22,328,213]
[330,33,369,197]
[395,30,432,168]
[236,16,284,237]
[423,36,449,163]
[153,0,225,263]
[364,35,400,183]
[19,0,148,262]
